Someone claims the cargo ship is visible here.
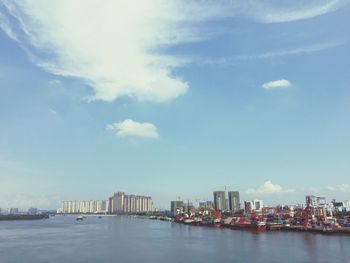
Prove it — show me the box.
[230,217,266,233]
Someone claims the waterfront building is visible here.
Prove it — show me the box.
[228,191,240,212]
[28,208,38,215]
[59,200,109,214]
[108,192,153,214]
[251,200,263,212]
[8,208,19,215]
[213,191,226,211]
[306,195,326,207]
[244,201,252,214]
[170,201,184,215]
[110,192,125,213]
[344,200,350,212]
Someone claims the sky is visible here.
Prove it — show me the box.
[0,0,349,210]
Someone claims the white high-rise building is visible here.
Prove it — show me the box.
[251,200,263,212]
[59,200,109,214]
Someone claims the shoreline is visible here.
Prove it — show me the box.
[0,214,49,221]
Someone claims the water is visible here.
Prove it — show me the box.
[0,216,349,263]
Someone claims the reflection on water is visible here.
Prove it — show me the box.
[0,216,349,263]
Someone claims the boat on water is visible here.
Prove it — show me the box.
[76,215,84,221]
[230,217,266,233]
[212,218,222,228]
[266,220,284,231]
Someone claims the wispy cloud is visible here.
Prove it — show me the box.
[106,119,159,139]
[0,193,60,209]
[238,41,346,60]
[326,184,350,193]
[0,11,17,40]
[246,181,295,195]
[304,184,350,197]
[49,108,57,115]
[251,0,346,23]
[183,41,346,67]
[262,79,292,90]
[0,1,346,102]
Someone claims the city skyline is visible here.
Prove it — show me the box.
[1,1,350,209]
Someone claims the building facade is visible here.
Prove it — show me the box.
[251,199,263,212]
[213,191,226,211]
[59,200,109,214]
[109,192,125,213]
[109,192,153,214]
[228,191,240,212]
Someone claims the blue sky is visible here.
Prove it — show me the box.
[0,0,349,209]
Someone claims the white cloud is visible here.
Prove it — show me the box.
[246,180,295,195]
[106,119,159,139]
[262,79,292,90]
[0,0,192,102]
[326,184,350,192]
[0,1,345,102]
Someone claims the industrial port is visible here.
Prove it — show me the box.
[168,194,350,235]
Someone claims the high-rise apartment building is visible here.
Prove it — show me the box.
[109,192,153,214]
[58,190,153,214]
[122,195,152,213]
[228,191,240,212]
[213,191,226,211]
[109,192,125,213]
[251,199,263,212]
[59,200,109,214]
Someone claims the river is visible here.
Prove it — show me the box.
[0,215,349,263]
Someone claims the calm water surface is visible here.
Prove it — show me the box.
[0,216,349,263]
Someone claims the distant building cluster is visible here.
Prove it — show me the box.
[170,191,350,220]
[170,190,241,216]
[0,207,38,215]
[56,190,154,214]
[109,192,153,214]
[57,200,109,214]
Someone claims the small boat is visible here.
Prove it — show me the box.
[266,220,283,231]
[76,215,84,221]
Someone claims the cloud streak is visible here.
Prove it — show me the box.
[251,0,345,23]
[238,41,346,60]
[106,119,159,139]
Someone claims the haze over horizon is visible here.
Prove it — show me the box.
[0,0,349,210]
